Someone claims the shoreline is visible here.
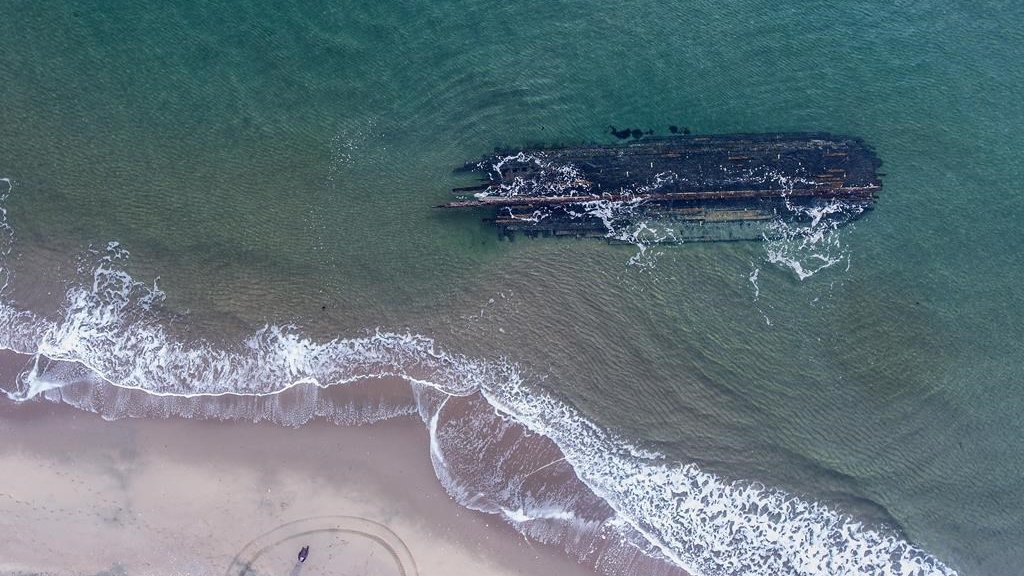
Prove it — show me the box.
[0,396,600,576]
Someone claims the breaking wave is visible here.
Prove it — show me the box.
[0,181,953,576]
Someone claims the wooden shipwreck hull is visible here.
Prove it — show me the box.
[441,133,882,242]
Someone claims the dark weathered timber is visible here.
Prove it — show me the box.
[442,133,882,241]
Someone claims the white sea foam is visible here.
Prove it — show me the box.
[481,379,957,576]
[476,154,869,273]
[474,154,685,266]
[0,243,499,403]
[762,197,865,281]
[500,505,577,524]
[748,265,761,300]
[0,178,14,294]
[476,152,593,198]
[0,182,953,576]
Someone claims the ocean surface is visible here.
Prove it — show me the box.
[1,0,1022,574]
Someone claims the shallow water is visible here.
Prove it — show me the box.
[2,0,1023,574]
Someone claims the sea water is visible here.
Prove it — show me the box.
[1,0,1022,574]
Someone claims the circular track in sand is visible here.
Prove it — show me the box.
[226,516,418,576]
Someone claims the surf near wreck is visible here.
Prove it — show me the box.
[441,133,883,243]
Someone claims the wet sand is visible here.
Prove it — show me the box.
[0,397,599,576]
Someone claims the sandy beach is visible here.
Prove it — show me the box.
[0,397,600,576]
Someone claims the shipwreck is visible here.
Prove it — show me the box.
[440,133,883,242]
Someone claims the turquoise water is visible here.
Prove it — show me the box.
[2,0,1023,574]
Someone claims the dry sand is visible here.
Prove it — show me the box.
[0,398,599,576]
